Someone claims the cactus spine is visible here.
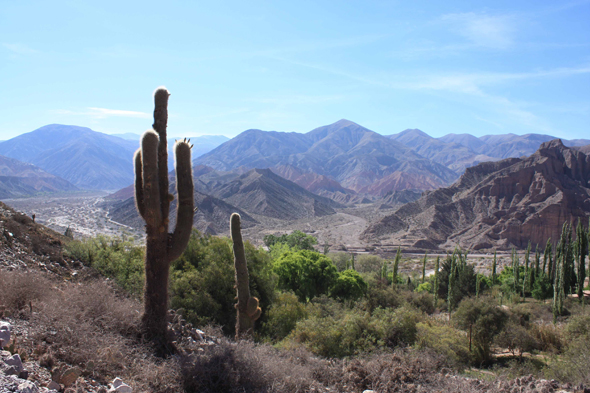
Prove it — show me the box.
[231,213,261,339]
[134,87,194,352]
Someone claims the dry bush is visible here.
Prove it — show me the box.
[529,322,563,353]
[340,349,486,393]
[0,270,49,313]
[181,340,336,393]
[11,275,183,391]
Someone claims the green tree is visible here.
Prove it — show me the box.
[330,269,368,301]
[437,252,477,310]
[422,252,427,283]
[532,272,553,301]
[273,249,338,302]
[491,251,497,285]
[454,298,508,363]
[433,256,440,308]
[263,230,318,251]
[392,247,401,287]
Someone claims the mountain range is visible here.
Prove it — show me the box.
[195,120,459,196]
[363,139,590,251]
[0,125,228,190]
[0,155,77,198]
[107,167,340,234]
[2,120,588,204]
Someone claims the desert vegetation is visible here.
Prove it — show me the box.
[2,192,590,392]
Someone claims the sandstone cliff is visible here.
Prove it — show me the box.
[362,139,590,250]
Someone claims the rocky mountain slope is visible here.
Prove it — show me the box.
[195,120,458,195]
[109,187,257,235]
[388,129,590,175]
[0,125,138,190]
[363,139,590,251]
[0,156,77,198]
[209,168,341,220]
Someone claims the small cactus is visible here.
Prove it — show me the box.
[231,213,261,339]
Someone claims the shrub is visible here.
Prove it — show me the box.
[0,271,49,314]
[287,303,421,358]
[495,322,539,357]
[273,250,338,302]
[415,321,471,366]
[64,236,145,296]
[170,231,276,335]
[262,292,308,341]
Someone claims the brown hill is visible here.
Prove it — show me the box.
[210,168,341,220]
[108,189,257,236]
[0,155,77,198]
[362,139,590,250]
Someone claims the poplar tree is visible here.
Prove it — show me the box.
[575,220,588,301]
[523,242,531,296]
[448,253,456,320]
[392,247,401,287]
[422,252,428,283]
[543,239,552,278]
[491,250,497,285]
[433,256,440,308]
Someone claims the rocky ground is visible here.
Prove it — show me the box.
[3,193,144,242]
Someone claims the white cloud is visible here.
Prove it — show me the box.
[2,43,39,55]
[441,12,516,49]
[51,107,150,119]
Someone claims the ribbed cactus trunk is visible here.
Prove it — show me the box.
[231,213,261,339]
[134,87,194,354]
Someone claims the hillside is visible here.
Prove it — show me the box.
[0,124,138,190]
[363,139,590,250]
[108,188,257,235]
[209,168,341,220]
[0,155,77,198]
[196,120,458,195]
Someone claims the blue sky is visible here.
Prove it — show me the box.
[1,0,589,140]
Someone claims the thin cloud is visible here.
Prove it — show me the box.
[52,107,150,119]
[441,12,517,50]
[2,43,39,55]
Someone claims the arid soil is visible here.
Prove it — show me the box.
[3,192,144,242]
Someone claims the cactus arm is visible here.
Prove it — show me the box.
[167,140,194,263]
[232,213,250,301]
[140,130,162,228]
[153,87,171,222]
[232,213,257,338]
[134,149,146,220]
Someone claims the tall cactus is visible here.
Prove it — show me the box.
[134,87,194,352]
[231,213,261,339]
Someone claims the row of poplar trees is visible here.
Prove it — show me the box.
[388,219,589,323]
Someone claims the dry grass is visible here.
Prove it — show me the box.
[0,270,182,392]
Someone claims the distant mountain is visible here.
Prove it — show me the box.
[362,139,590,251]
[196,120,458,195]
[0,155,77,198]
[387,129,497,173]
[208,168,341,220]
[0,125,229,191]
[0,125,137,190]
[108,189,257,235]
[438,133,487,152]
